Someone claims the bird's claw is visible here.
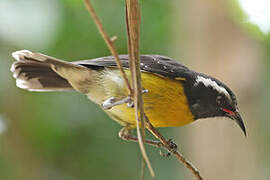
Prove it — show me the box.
[159,139,177,157]
[168,138,177,153]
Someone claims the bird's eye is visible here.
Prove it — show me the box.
[216,96,223,105]
[216,95,235,113]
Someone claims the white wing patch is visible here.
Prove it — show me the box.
[195,75,231,100]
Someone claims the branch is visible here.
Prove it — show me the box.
[125,0,204,179]
[83,0,132,95]
[145,116,204,180]
[83,0,154,176]
[125,0,155,177]
[83,0,204,179]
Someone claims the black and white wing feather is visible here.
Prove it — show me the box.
[74,55,192,79]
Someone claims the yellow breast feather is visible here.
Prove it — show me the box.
[103,70,194,127]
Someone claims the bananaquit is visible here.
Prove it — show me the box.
[10,50,246,136]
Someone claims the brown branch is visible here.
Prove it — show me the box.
[125,0,202,178]
[120,119,204,180]
[125,0,204,178]
[83,0,204,179]
[83,0,153,177]
[145,116,204,180]
[83,0,132,95]
[125,0,155,177]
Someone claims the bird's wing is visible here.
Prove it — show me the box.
[73,55,192,79]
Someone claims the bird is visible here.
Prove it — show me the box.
[10,50,246,136]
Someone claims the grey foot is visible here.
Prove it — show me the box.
[101,89,148,110]
[102,96,132,110]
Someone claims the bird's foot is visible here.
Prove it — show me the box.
[159,139,178,157]
[102,96,132,110]
[101,89,148,109]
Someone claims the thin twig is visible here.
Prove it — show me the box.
[83,0,133,95]
[125,0,204,178]
[141,159,145,180]
[83,0,204,179]
[125,0,155,177]
[145,116,204,180]
[120,125,203,180]
[83,0,153,176]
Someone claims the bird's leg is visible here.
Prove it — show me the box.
[102,96,133,109]
[101,89,148,110]
[119,127,176,157]
[141,89,148,94]
[118,126,163,149]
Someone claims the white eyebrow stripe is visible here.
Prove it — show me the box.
[195,75,231,100]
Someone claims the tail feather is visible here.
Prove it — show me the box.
[11,50,74,92]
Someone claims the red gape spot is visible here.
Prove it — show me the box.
[222,108,235,116]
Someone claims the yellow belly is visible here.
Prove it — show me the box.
[105,72,194,128]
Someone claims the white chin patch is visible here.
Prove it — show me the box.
[12,50,33,61]
[195,75,230,99]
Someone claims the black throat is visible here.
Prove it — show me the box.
[182,73,225,120]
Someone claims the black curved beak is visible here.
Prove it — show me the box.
[230,111,246,136]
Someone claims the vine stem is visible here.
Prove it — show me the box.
[125,0,155,177]
[83,0,133,95]
[145,116,204,180]
[83,0,154,177]
[83,0,204,179]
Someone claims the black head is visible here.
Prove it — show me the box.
[184,73,246,136]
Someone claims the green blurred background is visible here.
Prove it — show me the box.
[0,0,269,179]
